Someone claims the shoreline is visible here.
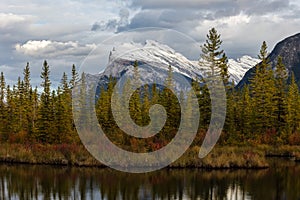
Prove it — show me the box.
[0,144,299,169]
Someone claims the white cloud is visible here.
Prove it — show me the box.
[0,13,35,34]
[15,40,96,58]
[0,13,32,28]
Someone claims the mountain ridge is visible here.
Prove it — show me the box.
[237,32,300,88]
[98,40,259,85]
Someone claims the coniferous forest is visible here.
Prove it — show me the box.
[0,28,300,158]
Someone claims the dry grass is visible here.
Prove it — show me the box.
[171,146,269,169]
[0,144,103,167]
[1,144,300,168]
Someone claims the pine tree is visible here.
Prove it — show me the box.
[199,78,211,129]
[250,41,276,134]
[200,27,229,83]
[286,73,300,135]
[0,72,6,141]
[51,73,73,143]
[274,57,288,134]
[16,77,26,134]
[37,60,52,143]
[4,85,13,141]
[199,27,228,134]
[70,64,79,89]
[141,84,150,126]
[161,65,180,140]
[23,63,34,137]
[238,86,252,137]
[130,61,142,126]
[224,85,237,140]
[219,53,230,87]
[28,87,39,139]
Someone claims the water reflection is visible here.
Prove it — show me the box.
[0,159,299,200]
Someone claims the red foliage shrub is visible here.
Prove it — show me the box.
[288,133,300,145]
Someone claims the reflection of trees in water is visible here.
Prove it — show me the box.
[0,163,300,199]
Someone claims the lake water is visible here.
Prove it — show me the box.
[0,159,299,200]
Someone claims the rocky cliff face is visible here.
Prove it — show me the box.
[237,33,300,88]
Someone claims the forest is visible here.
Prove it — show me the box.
[0,28,300,153]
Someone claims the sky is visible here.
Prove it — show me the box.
[1,0,300,87]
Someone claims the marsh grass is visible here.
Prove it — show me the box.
[0,144,103,167]
[0,144,299,168]
[171,146,269,168]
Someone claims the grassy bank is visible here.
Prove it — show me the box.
[0,144,104,167]
[0,144,300,169]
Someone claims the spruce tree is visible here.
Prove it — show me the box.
[250,41,276,134]
[200,27,229,83]
[274,57,288,134]
[286,73,300,135]
[0,72,6,141]
[70,64,79,89]
[23,63,34,137]
[130,61,142,126]
[37,60,52,143]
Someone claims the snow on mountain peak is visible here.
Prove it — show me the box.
[228,56,260,84]
[105,40,201,80]
[104,40,259,85]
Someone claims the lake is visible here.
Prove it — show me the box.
[0,158,299,200]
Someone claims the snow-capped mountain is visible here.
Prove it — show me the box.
[192,56,260,84]
[96,40,259,88]
[228,56,260,84]
[104,40,202,80]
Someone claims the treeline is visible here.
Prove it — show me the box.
[0,61,79,144]
[1,28,300,149]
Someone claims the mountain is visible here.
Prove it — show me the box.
[93,40,258,90]
[237,33,300,88]
[192,56,260,84]
[104,40,202,81]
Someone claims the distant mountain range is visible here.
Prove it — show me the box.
[94,40,259,89]
[237,33,300,88]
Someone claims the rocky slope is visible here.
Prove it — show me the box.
[237,33,300,88]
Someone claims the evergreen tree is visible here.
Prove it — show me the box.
[130,61,143,126]
[22,63,34,137]
[0,72,6,141]
[37,60,52,143]
[161,65,180,140]
[199,78,211,129]
[70,64,79,89]
[250,41,276,134]
[199,27,228,133]
[236,86,252,139]
[274,57,288,134]
[286,73,300,135]
[200,27,229,83]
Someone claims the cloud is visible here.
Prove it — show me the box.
[130,0,232,9]
[0,13,33,29]
[120,0,294,33]
[91,8,130,32]
[15,40,96,58]
[130,0,291,15]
